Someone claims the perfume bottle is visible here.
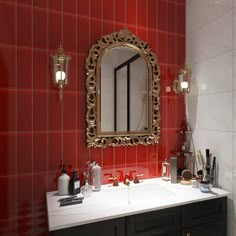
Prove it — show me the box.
[162,158,170,181]
[81,180,93,197]
[69,170,80,195]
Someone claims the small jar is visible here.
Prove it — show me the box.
[81,180,93,197]
[162,158,170,181]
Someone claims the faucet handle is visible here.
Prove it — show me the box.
[109,176,119,186]
[129,170,137,181]
[134,173,144,184]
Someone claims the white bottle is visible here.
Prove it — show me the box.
[91,163,101,191]
[58,164,70,195]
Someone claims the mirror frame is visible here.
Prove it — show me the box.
[86,28,160,148]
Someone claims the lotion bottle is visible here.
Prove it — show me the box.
[91,163,101,191]
[162,158,170,181]
[58,164,70,195]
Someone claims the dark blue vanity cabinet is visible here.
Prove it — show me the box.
[50,197,227,236]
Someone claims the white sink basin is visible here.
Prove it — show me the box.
[97,182,175,205]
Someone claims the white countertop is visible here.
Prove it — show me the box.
[46,178,229,231]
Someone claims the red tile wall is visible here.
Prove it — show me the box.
[0,0,185,235]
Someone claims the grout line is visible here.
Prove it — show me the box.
[61,0,64,165]
[75,0,78,168]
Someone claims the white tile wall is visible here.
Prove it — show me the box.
[187,0,232,34]
[186,1,234,235]
[190,52,232,96]
[186,11,232,64]
[192,130,233,172]
[187,93,232,131]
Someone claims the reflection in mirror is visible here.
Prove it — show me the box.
[101,47,148,132]
[86,28,160,148]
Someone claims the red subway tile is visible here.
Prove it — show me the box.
[63,14,76,52]
[77,16,89,54]
[0,219,17,236]
[177,36,185,64]
[17,91,33,132]
[17,5,32,46]
[33,8,48,49]
[48,92,62,131]
[126,146,137,165]
[63,0,76,14]
[167,34,177,64]
[17,47,33,89]
[77,131,89,168]
[167,2,176,33]
[90,148,102,166]
[63,132,77,169]
[17,133,33,174]
[33,91,47,131]
[137,145,148,163]
[63,93,77,130]
[49,0,62,12]
[48,132,62,171]
[34,0,47,9]
[157,32,167,63]
[148,0,157,29]
[126,0,136,26]
[103,21,115,35]
[18,0,32,5]
[17,216,33,235]
[33,49,49,90]
[148,30,157,53]
[47,171,58,192]
[137,27,147,42]
[157,0,167,31]
[33,133,48,173]
[90,18,102,46]
[0,45,16,88]
[0,177,17,221]
[103,0,114,21]
[77,54,86,92]
[0,133,16,176]
[90,0,102,19]
[137,0,147,27]
[0,90,16,132]
[77,93,86,131]
[66,53,76,92]
[115,0,125,23]
[176,4,185,34]
[48,11,62,51]
[103,147,114,167]
[0,2,16,45]
[77,0,89,16]
[115,146,125,166]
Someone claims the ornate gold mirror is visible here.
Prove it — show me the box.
[86,28,160,148]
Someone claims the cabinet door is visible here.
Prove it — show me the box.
[183,220,227,236]
[51,217,125,236]
[126,206,182,236]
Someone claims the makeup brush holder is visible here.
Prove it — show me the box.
[199,181,212,193]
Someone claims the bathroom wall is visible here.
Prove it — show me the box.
[0,0,185,235]
[186,0,234,235]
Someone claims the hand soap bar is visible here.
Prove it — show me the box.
[58,164,70,195]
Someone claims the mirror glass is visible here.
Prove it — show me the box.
[86,28,160,148]
[100,47,148,133]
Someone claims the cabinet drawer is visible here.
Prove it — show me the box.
[183,197,227,227]
[126,207,182,236]
[183,219,227,236]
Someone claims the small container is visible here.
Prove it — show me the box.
[162,158,170,181]
[91,163,101,191]
[199,181,212,193]
[81,180,93,197]
[58,164,70,195]
[69,170,80,195]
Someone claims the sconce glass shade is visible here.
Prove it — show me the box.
[173,64,192,95]
[51,44,71,101]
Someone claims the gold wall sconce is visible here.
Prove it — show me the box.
[51,44,71,101]
[173,64,192,95]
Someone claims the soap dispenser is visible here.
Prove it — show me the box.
[91,163,101,191]
[58,164,70,195]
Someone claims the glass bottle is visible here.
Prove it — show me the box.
[80,180,93,197]
[162,158,170,181]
